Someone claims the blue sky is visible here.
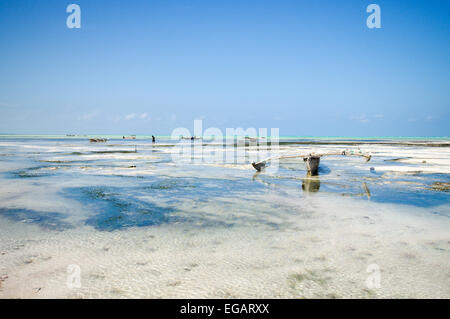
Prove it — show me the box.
[0,0,449,136]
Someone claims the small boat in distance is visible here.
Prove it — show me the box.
[89,138,108,143]
[180,136,202,140]
[243,136,258,142]
[123,135,136,140]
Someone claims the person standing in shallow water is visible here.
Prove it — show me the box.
[152,135,156,143]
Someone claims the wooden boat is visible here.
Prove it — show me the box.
[303,156,321,175]
[123,135,136,140]
[89,138,107,143]
[180,136,202,140]
[243,136,258,142]
[252,150,371,175]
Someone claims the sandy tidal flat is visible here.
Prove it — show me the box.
[0,137,449,298]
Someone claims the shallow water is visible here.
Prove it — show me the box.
[0,137,449,298]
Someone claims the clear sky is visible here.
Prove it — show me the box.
[0,0,449,136]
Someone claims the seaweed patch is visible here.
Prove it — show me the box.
[73,187,175,231]
[11,166,56,178]
[0,208,73,231]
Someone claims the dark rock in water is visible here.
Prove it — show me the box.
[429,182,450,192]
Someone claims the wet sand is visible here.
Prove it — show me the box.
[0,137,449,298]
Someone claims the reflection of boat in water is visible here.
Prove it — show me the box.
[123,135,136,140]
[89,138,107,143]
[302,174,320,192]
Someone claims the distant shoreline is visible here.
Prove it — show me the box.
[0,134,449,139]
[0,135,449,147]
